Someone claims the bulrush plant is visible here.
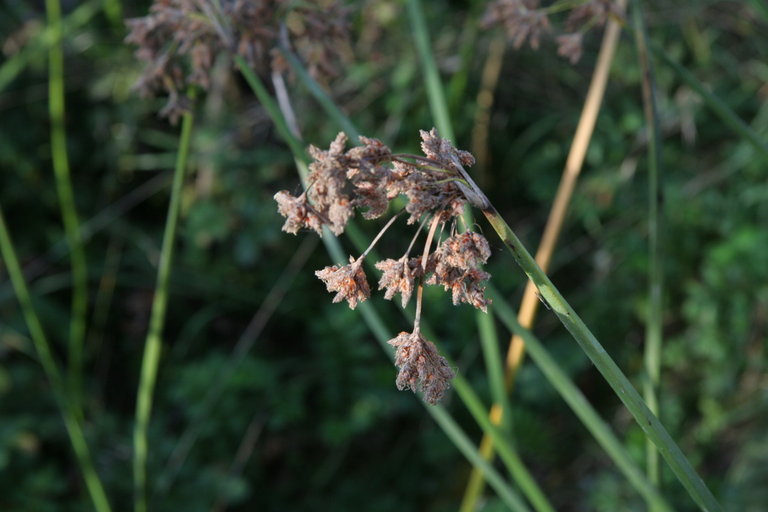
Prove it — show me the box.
[275,129,493,404]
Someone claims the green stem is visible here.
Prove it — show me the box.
[481,204,721,512]
[477,311,511,431]
[0,207,112,512]
[632,0,664,501]
[133,92,196,512]
[46,0,88,409]
[425,406,531,512]
[405,0,454,141]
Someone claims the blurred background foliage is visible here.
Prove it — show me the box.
[0,0,767,510]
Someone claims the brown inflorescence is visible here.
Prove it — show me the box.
[125,0,350,121]
[482,0,551,50]
[274,129,494,403]
[375,256,424,309]
[315,256,370,310]
[483,0,623,64]
[388,330,456,405]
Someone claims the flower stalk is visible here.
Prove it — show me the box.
[133,90,196,512]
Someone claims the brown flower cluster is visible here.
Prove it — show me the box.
[125,0,350,121]
[482,0,623,64]
[274,129,494,404]
[388,331,455,405]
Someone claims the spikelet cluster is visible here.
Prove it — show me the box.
[274,129,494,404]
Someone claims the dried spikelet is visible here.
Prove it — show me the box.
[388,331,455,405]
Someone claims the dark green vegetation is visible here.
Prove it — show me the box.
[1,1,767,511]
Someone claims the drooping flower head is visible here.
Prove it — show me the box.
[274,129,495,404]
[388,330,455,405]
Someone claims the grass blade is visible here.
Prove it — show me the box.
[46,0,88,408]
[278,48,361,140]
[0,207,112,512]
[405,0,454,141]
[632,0,665,502]
[133,91,196,512]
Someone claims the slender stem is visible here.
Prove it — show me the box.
[405,0,454,141]
[46,0,88,409]
[633,0,664,500]
[0,207,112,512]
[415,216,442,331]
[133,92,196,512]
[450,374,554,512]
[481,203,721,512]
[359,211,404,259]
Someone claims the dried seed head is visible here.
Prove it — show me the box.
[305,132,355,235]
[438,232,492,269]
[315,257,370,310]
[419,128,476,170]
[484,0,622,64]
[482,0,551,50]
[273,190,325,236]
[388,330,455,404]
[556,33,583,64]
[126,0,351,120]
[427,232,493,312]
[375,256,424,308]
[427,265,492,312]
